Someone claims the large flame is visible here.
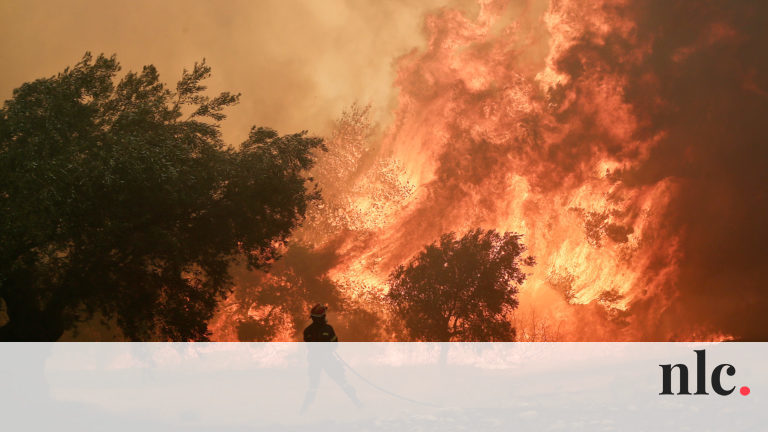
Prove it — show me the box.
[213,0,767,341]
[312,0,672,341]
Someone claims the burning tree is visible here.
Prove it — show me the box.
[210,103,412,341]
[386,229,535,341]
[0,53,323,341]
[298,102,415,244]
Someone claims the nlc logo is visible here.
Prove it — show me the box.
[660,349,750,396]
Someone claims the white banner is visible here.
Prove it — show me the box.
[0,343,765,431]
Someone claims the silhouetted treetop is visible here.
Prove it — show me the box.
[386,228,535,341]
[0,53,324,341]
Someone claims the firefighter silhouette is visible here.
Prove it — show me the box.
[300,304,361,412]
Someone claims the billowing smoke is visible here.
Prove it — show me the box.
[609,0,768,340]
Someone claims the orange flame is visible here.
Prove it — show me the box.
[212,0,744,342]
[318,1,657,340]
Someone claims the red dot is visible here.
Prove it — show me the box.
[740,386,750,396]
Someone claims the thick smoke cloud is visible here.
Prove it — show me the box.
[613,1,768,340]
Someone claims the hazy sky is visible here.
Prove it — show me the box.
[0,0,474,143]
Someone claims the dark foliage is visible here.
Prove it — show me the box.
[0,53,324,341]
[386,228,534,341]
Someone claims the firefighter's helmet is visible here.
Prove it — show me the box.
[310,304,327,318]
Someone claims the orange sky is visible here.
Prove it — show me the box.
[0,0,476,144]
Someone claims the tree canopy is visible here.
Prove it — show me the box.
[0,53,324,341]
[386,229,535,341]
